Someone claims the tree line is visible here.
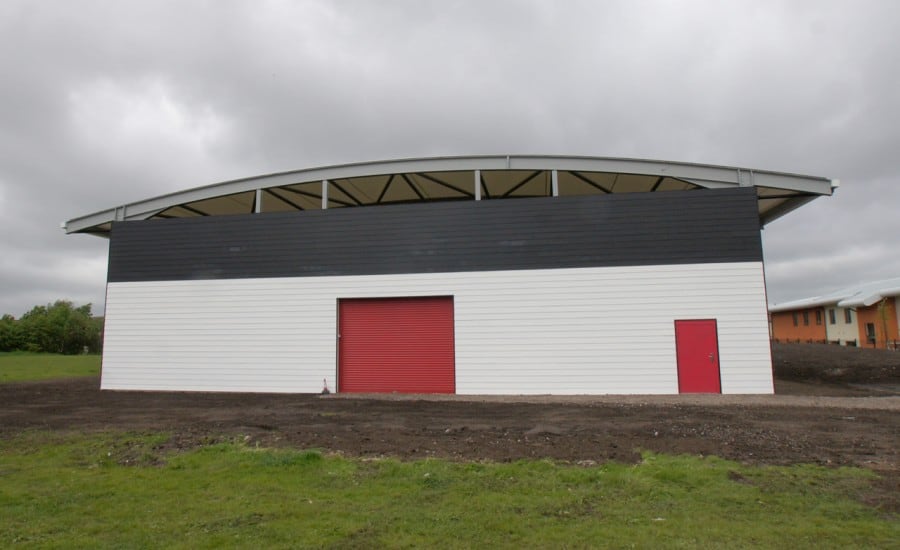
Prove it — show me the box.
[0,300,103,354]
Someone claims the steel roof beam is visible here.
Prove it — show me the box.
[759,195,819,226]
[757,192,816,200]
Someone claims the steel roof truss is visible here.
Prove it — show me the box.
[329,180,363,206]
[414,172,474,198]
[480,173,492,199]
[501,170,543,198]
[376,174,395,204]
[280,185,353,208]
[400,174,425,200]
[179,204,209,217]
[266,188,305,211]
[569,171,612,193]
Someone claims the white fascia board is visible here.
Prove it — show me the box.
[511,157,833,195]
[747,171,835,195]
[63,208,117,233]
[838,286,900,308]
[838,296,869,308]
[769,297,840,312]
[65,208,162,234]
[509,157,741,181]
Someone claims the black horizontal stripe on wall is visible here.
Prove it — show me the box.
[107,187,763,282]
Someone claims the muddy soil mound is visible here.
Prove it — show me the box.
[772,343,900,384]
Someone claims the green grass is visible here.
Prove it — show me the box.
[0,432,895,548]
[0,352,100,382]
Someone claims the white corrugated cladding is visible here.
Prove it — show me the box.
[101,262,772,394]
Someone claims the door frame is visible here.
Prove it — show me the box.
[674,318,722,394]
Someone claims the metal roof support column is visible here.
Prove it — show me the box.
[551,169,559,197]
[254,189,262,213]
[321,180,328,209]
[474,170,481,200]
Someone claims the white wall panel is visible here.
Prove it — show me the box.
[102,262,773,394]
[824,307,859,345]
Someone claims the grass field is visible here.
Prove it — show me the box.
[1,432,895,548]
[0,352,100,382]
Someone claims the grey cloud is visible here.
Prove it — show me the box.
[1,0,898,315]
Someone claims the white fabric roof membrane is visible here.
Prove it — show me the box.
[769,276,900,311]
[63,155,837,236]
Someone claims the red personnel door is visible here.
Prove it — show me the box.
[338,296,455,394]
[674,319,721,393]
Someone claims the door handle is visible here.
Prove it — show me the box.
[709,353,715,363]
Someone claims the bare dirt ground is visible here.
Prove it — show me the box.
[1,343,898,509]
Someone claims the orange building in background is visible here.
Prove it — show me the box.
[770,307,827,343]
[770,277,900,349]
[855,298,899,349]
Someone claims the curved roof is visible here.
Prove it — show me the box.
[63,155,837,235]
[769,276,900,311]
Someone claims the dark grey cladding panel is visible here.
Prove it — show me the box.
[107,188,763,282]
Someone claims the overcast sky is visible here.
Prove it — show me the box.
[1,0,898,317]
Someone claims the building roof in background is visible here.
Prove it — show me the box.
[769,276,900,311]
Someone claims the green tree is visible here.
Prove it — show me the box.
[0,313,22,351]
[15,301,102,354]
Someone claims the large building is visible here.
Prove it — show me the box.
[770,277,900,349]
[65,156,836,394]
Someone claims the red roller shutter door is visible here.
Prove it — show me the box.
[338,296,455,393]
